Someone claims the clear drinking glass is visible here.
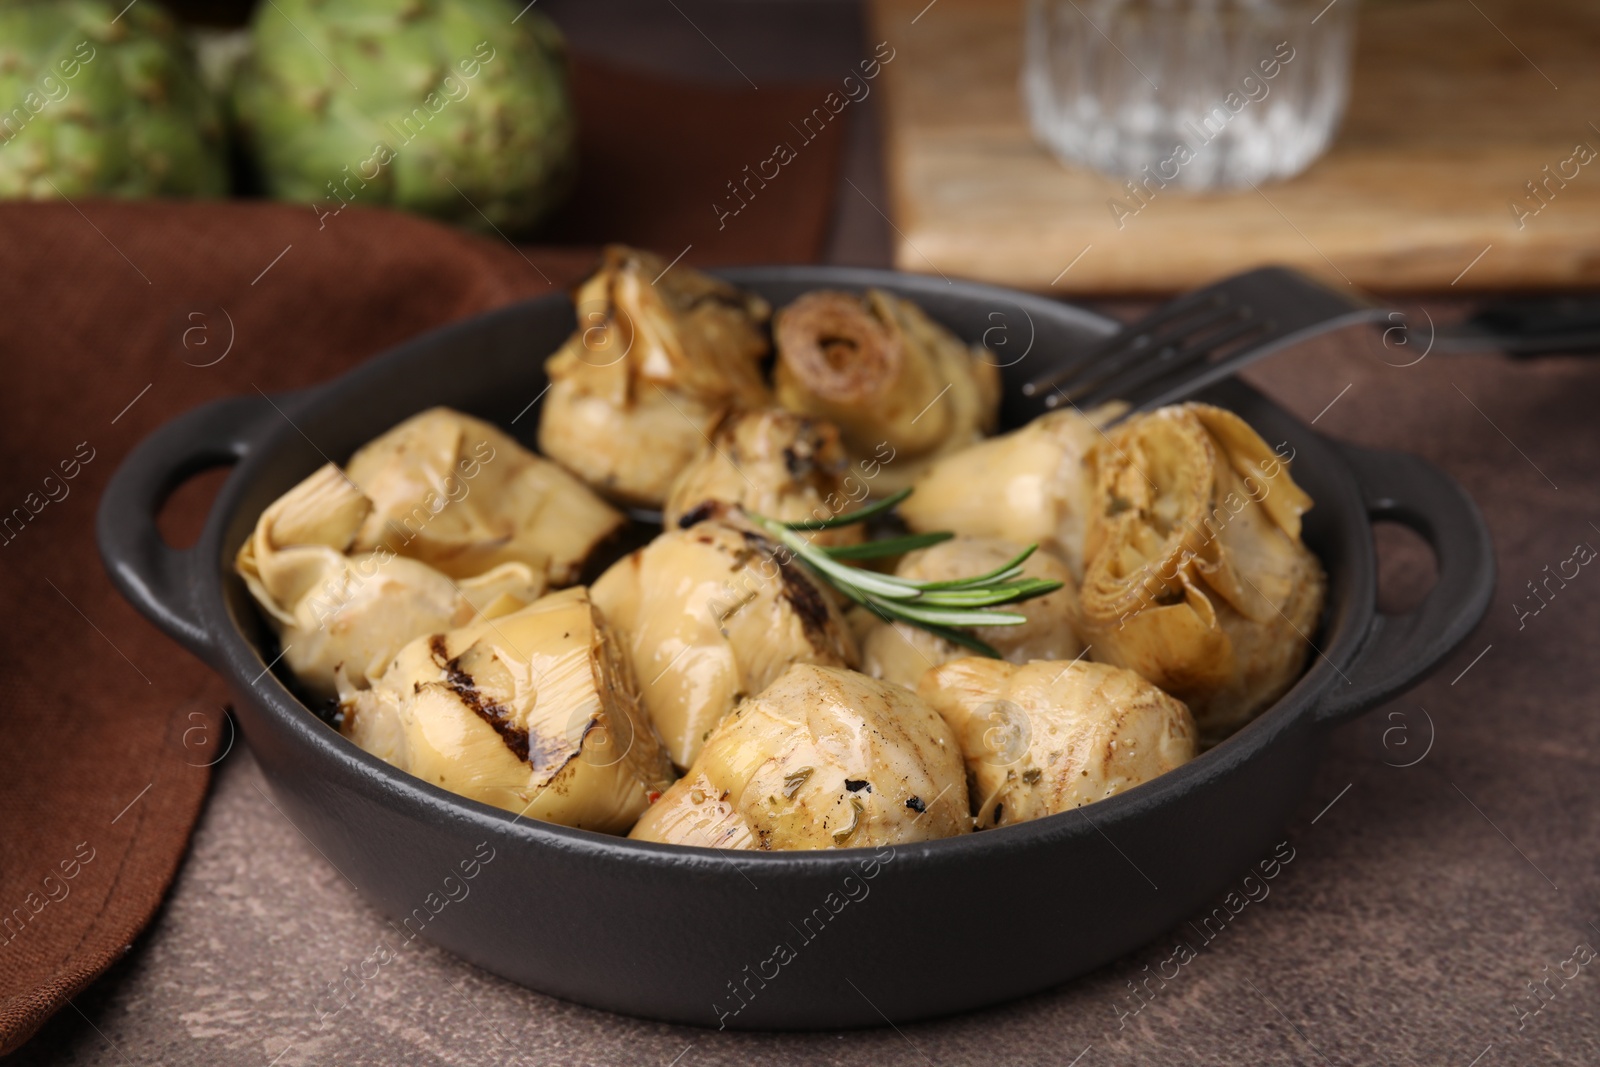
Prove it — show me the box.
[1022,0,1356,190]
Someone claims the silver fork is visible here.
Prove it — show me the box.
[1021,266,1391,414]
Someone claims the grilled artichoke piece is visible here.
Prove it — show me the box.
[773,290,1000,493]
[860,537,1084,690]
[345,407,623,585]
[591,518,857,770]
[630,664,969,849]
[1078,403,1326,740]
[917,658,1196,828]
[236,464,545,700]
[539,246,772,507]
[663,409,864,547]
[899,405,1122,580]
[341,586,675,832]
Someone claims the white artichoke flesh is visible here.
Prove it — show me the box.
[1078,403,1326,740]
[629,664,970,849]
[341,586,676,832]
[590,517,858,770]
[918,658,1196,827]
[538,245,772,507]
[859,537,1083,690]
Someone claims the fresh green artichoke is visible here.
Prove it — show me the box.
[233,0,577,234]
[0,0,228,198]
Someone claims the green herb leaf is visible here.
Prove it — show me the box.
[822,531,954,560]
[745,489,1062,660]
[781,487,913,530]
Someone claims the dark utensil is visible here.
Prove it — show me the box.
[1431,295,1600,355]
[97,267,1493,1030]
[1021,266,1390,413]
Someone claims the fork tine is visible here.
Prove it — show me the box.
[1048,302,1248,405]
[1019,289,1232,397]
[1067,313,1275,409]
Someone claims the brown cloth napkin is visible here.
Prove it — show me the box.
[0,58,845,1054]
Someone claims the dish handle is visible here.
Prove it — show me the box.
[96,393,295,664]
[1313,442,1496,726]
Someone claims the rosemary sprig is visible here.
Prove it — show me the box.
[747,491,1063,659]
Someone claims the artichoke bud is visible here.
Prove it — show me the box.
[0,0,226,199]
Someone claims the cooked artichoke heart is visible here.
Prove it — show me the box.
[236,463,545,700]
[663,408,864,547]
[538,245,773,506]
[1078,403,1326,740]
[860,537,1083,690]
[341,586,675,832]
[630,664,970,849]
[773,289,1000,493]
[899,405,1121,580]
[918,658,1196,827]
[345,406,623,585]
[591,517,858,770]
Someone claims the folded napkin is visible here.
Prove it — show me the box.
[0,56,846,1054]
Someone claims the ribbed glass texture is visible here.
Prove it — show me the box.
[1022,0,1355,189]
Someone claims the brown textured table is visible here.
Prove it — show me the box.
[13,4,1600,1065]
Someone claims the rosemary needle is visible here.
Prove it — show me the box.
[746,491,1062,659]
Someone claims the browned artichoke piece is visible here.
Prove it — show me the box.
[345,407,624,586]
[662,408,864,547]
[773,289,1000,493]
[341,586,676,833]
[859,537,1083,690]
[1077,403,1326,741]
[917,658,1197,828]
[629,664,971,850]
[590,518,858,770]
[538,245,773,507]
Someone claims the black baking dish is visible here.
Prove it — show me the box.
[98,266,1494,1029]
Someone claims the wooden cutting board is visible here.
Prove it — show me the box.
[868,0,1600,292]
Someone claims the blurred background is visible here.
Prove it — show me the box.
[5,0,1595,290]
